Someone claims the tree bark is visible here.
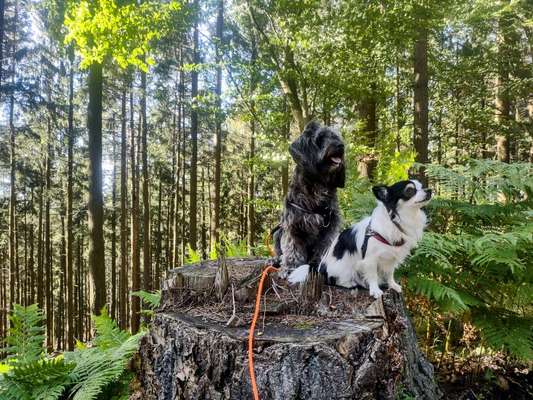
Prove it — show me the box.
[111,122,118,319]
[45,119,52,350]
[155,172,162,289]
[189,0,199,252]
[132,258,441,400]
[173,50,184,268]
[131,86,141,333]
[37,178,44,310]
[212,0,223,248]
[8,51,15,312]
[141,70,152,292]
[357,91,378,181]
[0,0,5,94]
[28,189,34,304]
[66,48,75,350]
[413,23,429,185]
[120,88,129,329]
[247,39,257,253]
[495,1,514,163]
[87,61,106,315]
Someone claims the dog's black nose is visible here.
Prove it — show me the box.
[425,189,432,199]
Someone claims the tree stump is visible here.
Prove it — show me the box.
[131,257,441,400]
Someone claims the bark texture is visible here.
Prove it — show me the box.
[132,258,440,400]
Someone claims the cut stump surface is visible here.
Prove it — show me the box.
[131,257,441,400]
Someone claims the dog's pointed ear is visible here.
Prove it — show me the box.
[372,185,389,202]
[302,120,321,137]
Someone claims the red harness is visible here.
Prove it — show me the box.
[361,221,405,259]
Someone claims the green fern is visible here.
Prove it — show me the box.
[398,160,533,361]
[92,307,131,349]
[3,304,45,364]
[472,310,533,361]
[66,334,142,400]
[0,304,143,400]
[0,305,73,400]
[185,244,201,263]
[65,308,143,400]
[131,290,162,310]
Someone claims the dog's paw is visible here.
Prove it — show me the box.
[369,287,383,299]
[389,281,402,293]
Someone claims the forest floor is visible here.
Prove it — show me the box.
[436,357,531,399]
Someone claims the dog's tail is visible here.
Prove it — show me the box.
[288,264,310,285]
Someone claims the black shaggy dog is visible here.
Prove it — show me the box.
[273,121,346,277]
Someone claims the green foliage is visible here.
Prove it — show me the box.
[0,357,74,400]
[66,331,142,400]
[64,0,183,70]
[224,238,249,257]
[3,304,45,364]
[343,160,533,360]
[132,290,162,310]
[0,305,143,400]
[185,244,202,264]
[397,160,533,361]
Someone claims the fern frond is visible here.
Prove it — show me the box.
[4,304,45,364]
[68,333,143,400]
[472,309,533,361]
[0,358,73,400]
[92,307,130,350]
[132,290,161,310]
[408,276,470,312]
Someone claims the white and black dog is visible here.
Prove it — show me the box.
[288,180,431,298]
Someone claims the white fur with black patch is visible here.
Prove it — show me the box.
[289,179,431,299]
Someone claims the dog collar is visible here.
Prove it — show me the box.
[287,201,334,227]
[361,221,405,259]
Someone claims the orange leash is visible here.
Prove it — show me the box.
[248,265,279,400]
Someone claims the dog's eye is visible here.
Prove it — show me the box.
[404,187,416,198]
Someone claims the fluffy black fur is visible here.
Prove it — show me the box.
[273,121,345,276]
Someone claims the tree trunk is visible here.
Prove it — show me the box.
[247,38,257,253]
[357,91,378,181]
[281,103,290,199]
[45,123,52,350]
[120,88,129,329]
[0,0,5,93]
[413,23,429,185]
[131,86,141,333]
[189,0,199,252]
[111,124,118,319]
[200,168,207,259]
[28,190,35,304]
[37,179,44,309]
[212,0,223,248]
[59,214,66,350]
[132,258,441,400]
[173,52,184,268]
[495,1,514,163]
[155,173,162,289]
[87,61,106,315]
[141,70,152,292]
[66,48,75,350]
[8,58,15,311]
